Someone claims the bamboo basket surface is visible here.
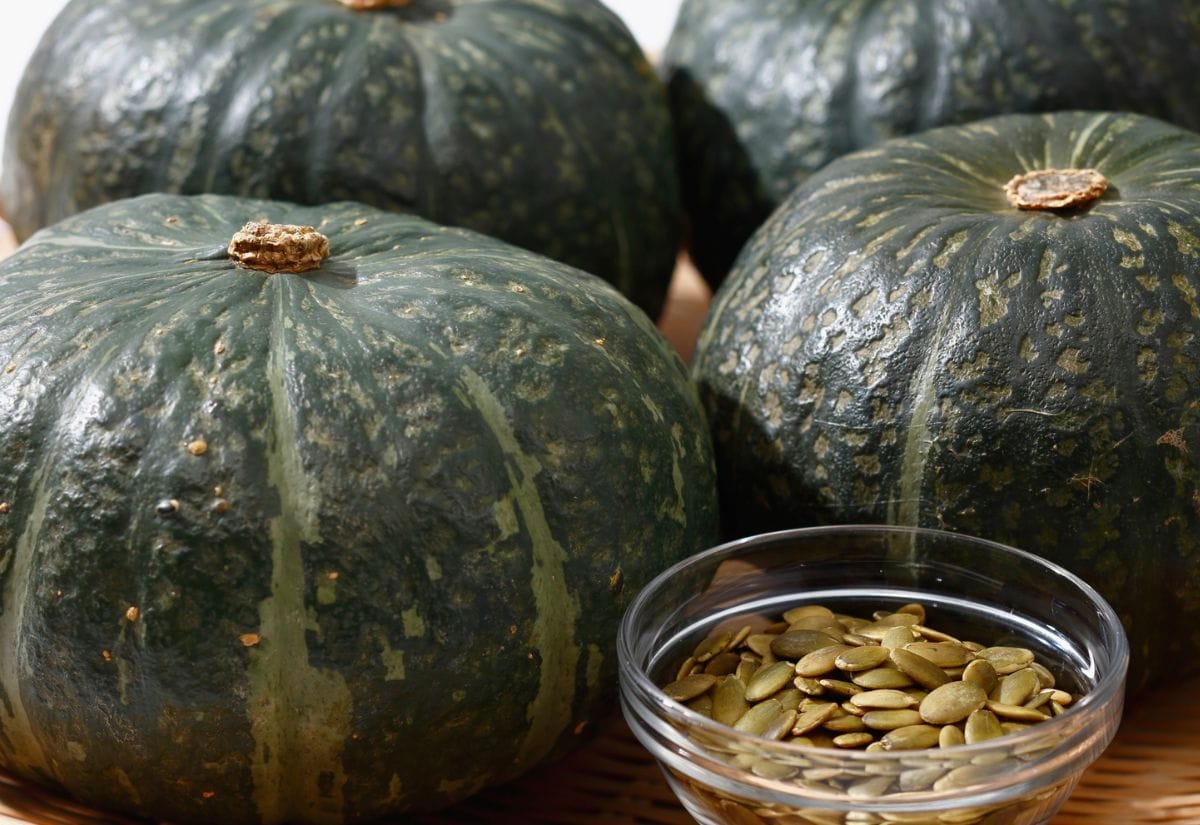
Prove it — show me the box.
[1,225,1198,824]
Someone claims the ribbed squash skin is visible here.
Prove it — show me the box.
[693,111,1200,690]
[664,0,1200,287]
[0,194,719,824]
[1,0,680,318]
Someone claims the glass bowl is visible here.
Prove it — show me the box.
[617,525,1129,825]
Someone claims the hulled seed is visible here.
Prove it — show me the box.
[920,682,988,725]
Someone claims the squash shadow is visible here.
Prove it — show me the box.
[665,69,775,292]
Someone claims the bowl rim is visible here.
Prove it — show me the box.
[617,523,1130,787]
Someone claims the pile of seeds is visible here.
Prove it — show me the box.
[662,603,1079,752]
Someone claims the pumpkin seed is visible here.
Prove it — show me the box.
[703,650,742,676]
[963,709,1004,744]
[713,675,751,726]
[771,629,844,658]
[791,702,838,736]
[920,682,988,725]
[904,641,975,668]
[746,660,801,701]
[984,700,1051,723]
[763,708,800,741]
[824,712,868,733]
[833,731,876,749]
[880,724,942,750]
[795,644,854,677]
[880,625,916,650]
[851,667,915,690]
[693,629,734,662]
[849,689,919,710]
[961,658,998,694]
[861,709,924,730]
[889,647,952,690]
[818,678,863,697]
[835,645,892,672]
[664,672,717,703]
[938,723,966,748]
[784,604,836,624]
[975,646,1035,674]
[734,698,786,736]
[996,667,1040,706]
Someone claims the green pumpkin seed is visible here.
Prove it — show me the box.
[686,693,713,717]
[693,629,733,662]
[713,675,751,726]
[733,698,785,736]
[795,643,854,677]
[985,700,1051,723]
[852,667,915,689]
[862,709,924,730]
[833,731,876,749]
[963,709,1004,744]
[881,724,942,750]
[818,678,863,697]
[784,604,836,624]
[791,701,838,736]
[745,660,800,702]
[794,675,825,695]
[904,641,975,668]
[663,672,717,703]
[771,628,844,658]
[976,646,1035,674]
[703,650,742,676]
[889,647,952,690]
[938,723,966,748]
[836,645,892,672]
[996,667,1040,706]
[745,633,779,660]
[881,625,916,650]
[920,682,987,725]
[824,711,868,733]
[961,658,998,694]
[849,689,919,710]
[750,759,798,781]
[763,708,800,741]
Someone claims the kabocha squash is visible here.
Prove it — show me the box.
[692,111,1200,691]
[0,193,720,824]
[664,0,1200,288]
[1,0,681,319]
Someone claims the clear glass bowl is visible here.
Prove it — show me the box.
[618,525,1129,825]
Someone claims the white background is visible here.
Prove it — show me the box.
[0,2,683,189]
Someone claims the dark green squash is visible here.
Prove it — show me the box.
[692,111,1200,690]
[0,193,719,824]
[1,0,680,318]
[664,0,1200,288]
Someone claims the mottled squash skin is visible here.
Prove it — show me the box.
[1,0,680,318]
[664,0,1200,287]
[693,112,1200,692]
[0,194,719,824]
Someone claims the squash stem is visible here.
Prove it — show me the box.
[1004,168,1108,211]
[228,221,330,274]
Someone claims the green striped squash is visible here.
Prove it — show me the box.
[664,0,1200,288]
[1,0,680,318]
[693,111,1200,690]
[0,193,719,824]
